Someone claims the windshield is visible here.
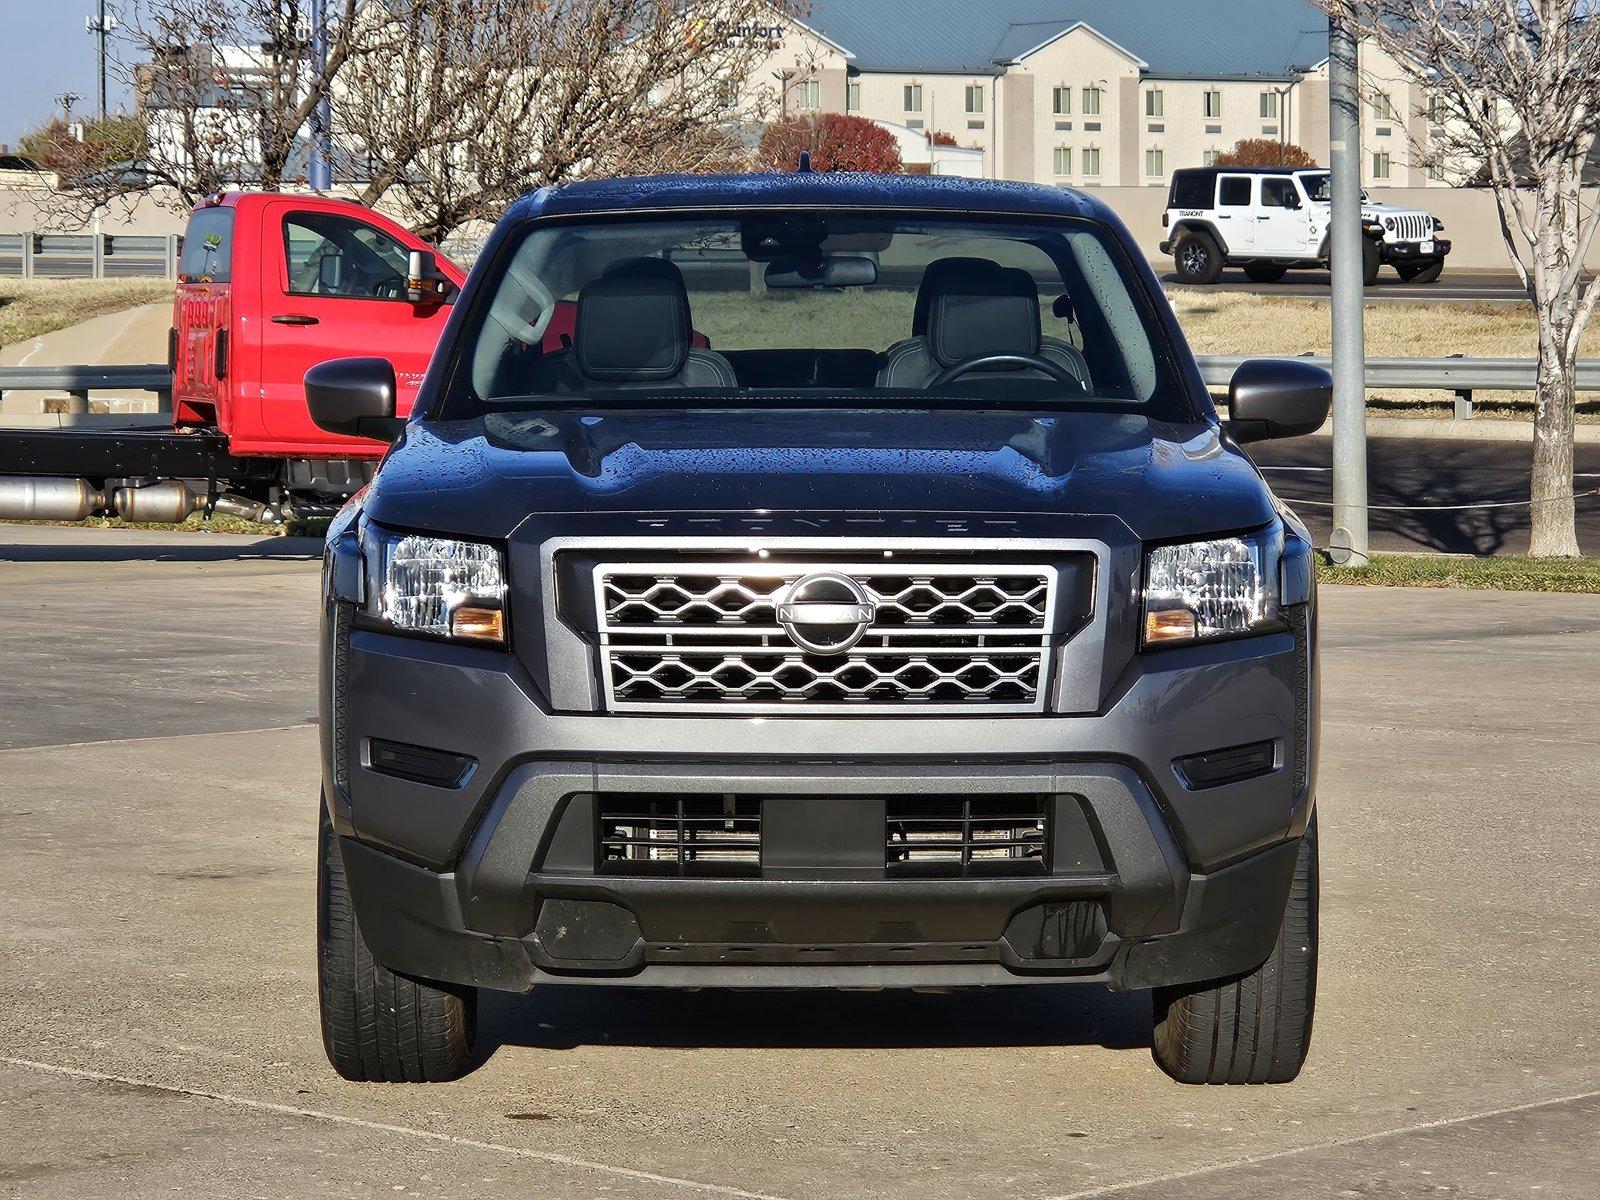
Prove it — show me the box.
[443,211,1190,420]
[1301,173,1368,203]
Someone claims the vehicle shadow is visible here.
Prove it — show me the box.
[475,982,1153,1058]
[0,534,325,563]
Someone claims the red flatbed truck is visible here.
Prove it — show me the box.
[0,191,463,523]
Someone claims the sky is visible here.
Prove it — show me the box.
[0,4,133,149]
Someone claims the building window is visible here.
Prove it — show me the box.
[1053,146,1072,176]
[1052,86,1071,115]
[1083,86,1102,116]
[1260,91,1279,119]
[904,84,923,113]
[1203,148,1220,166]
[1372,151,1392,180]
[846,80,860,112]
[1083,146,1101,177]
[798,79,820,110]
[965,84,983,114]
[1428,160,1445,182]
[1371,91,1395,121]
[1203,90,1222,119]
[1145,148,1164,177]
[1145,89,1164,118]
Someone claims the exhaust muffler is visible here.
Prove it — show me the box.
[0,476,107,521]
[113,480,201,524]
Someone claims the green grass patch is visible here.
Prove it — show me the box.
[5,512,330,538]
[0,277,175,347]
[1318,552,1600,593]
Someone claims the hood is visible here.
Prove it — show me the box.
[362,406,1277,543]
[1361,201,1430,219]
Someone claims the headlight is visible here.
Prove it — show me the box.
[1142,530,1281,647]
[1383,216,1396,231]
[1432,216,1445,232]
[365,526,507,644]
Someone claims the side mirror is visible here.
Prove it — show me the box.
[406,249,453,305]
[1225,358,1331,444]
[306,357,405,442]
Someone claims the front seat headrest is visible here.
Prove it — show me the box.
[911,257,997,336]
[925,263,1042,368]
[575,258,691,382]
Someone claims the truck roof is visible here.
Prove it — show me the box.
[504,172,1120,226]
[1169,165,1325,178]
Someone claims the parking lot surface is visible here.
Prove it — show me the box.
[2,526,1597,1198]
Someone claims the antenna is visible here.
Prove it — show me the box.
[797,150,813,173]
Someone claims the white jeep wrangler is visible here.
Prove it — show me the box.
[1159,166,1449,286]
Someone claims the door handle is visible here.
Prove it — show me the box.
[1257,215,1271,220]
[272,313,320,326]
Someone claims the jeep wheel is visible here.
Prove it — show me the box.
[1362,239,1380,286]
[1398,260,1444,285]
[1173,232,1224,285]
[318,802,478,1082]
[1243,263,1287,284]
[1151,813,1318,1085]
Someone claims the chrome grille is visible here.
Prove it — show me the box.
[595,559,1058,714]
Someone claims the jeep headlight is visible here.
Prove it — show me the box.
[365,526,507,643]
[1142,530,1281,646]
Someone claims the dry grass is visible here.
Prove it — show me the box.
[1168,289,1600,421]
[0,278,175,348]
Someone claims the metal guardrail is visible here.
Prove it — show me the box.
[1195,354,1600,420]
[0,356,1593,425]
[0,233,181,280]
[0,364,172,417]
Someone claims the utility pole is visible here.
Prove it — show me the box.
[308,0,333,190]
[86,2,117,120]
[1328,15,1369,566]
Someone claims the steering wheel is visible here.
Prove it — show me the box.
[928,352,1081,389]
[372,276,404,300]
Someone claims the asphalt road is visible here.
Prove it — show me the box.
[1,525,1597,1198]
[1158,267,1529,303]
[1249,433,1600,555]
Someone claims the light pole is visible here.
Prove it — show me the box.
[86,2,118,121]
[1328,15,1369,566]
[308,0,332,190]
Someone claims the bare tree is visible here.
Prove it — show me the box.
[46,0,362,216]
[1321,1,1600,556]
[338,1,795,243]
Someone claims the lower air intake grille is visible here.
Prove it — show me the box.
[598,795,761,877]
[886,796,1048,877]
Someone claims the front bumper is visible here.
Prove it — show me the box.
[1381,236,1450,263]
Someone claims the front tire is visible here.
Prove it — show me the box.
[1362,238,1381,286]
[1173,231,1224,285]
[1243,263,1288,284]
[318,802,478,1082]
[1151,813,1318,1085]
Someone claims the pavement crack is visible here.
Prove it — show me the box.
[0,1055,794,1200]
[1041,1086,1600,1199]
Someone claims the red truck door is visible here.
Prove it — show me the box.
[171,204,235,428]
[246,198,461,456]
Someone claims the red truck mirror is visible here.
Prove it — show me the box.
[406,249,453,306]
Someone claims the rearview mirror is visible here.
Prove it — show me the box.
[1225,359,1331,443]
[306,357,405,442]
[764,254,879,289]
[406,249,453,305]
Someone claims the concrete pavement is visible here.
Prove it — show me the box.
[1,528,1597,1198]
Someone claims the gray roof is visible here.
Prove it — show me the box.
[804,1,1330,79]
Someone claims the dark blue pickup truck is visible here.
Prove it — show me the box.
[308,171,1329,1085]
